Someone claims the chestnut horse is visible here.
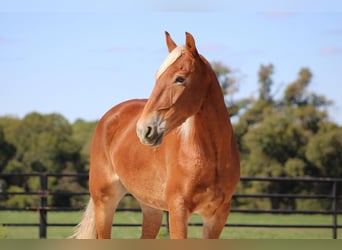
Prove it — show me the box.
[73,32,240,239]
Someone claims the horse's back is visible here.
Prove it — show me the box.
[98,99,147,129]
[91,99,146,151]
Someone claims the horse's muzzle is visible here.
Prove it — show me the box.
[136,117,166,147]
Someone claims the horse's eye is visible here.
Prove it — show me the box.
[175,76,186,84]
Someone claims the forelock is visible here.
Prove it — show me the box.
[156,46,185,79]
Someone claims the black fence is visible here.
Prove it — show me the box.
[0,173,341,239]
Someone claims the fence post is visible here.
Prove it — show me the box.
[165,211,170,236]
[332,181,338,239]
[39,173,48,239]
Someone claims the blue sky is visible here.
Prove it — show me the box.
[1,1,342,124]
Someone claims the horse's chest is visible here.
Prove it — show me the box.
[114,150,168,209]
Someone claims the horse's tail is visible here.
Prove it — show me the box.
[71,198,97,239]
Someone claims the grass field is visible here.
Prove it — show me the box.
[0,211,341,239]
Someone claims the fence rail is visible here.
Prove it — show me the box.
[0,173,341,239]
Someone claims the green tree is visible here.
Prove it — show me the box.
[4,112,81,173]
[236,65,340,210]
[233,64,275,155]
[258,64,274,102]
[0,113,89,207]
[0,127,16,172]
[211,61,248,117]
[306,123,342,177]
[284,68,312,106]
[72,119,97,170]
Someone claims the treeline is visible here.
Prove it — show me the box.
[219,63,342,210]
[0,115,96,208]
[0,62,341,210]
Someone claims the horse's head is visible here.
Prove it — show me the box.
[137,32,210,146]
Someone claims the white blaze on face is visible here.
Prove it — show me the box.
[156,46,185,80]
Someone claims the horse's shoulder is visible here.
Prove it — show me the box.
[94,99,147,145]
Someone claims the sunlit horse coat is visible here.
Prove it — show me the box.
[74,32,240,239]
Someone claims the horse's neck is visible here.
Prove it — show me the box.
[181,77,232,153]
[200,59,231,128]
[198,78,231,134]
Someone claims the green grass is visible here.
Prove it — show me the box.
[0,211,341,239]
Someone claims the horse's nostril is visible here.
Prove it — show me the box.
[145,126,153,139]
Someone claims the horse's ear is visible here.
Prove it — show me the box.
[165,31,177,52]
[185,32,198,56]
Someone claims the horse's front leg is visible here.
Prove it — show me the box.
[139,202,163,239]
[202,202,231,239]
[167,197,190,239]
